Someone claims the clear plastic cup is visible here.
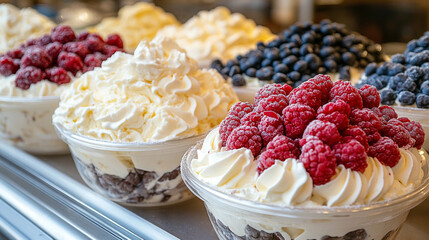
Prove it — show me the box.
[393,106,429,151]
[182,142,429,240]
[54,122,208,207]
[0,96,68,155]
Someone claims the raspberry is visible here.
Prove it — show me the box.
[288,81,322,110]
[21,46,52,69]
[241,111,262,127]
[219,115,241,145]
[255,94,289,114]
[83,53,105,72]
[350,108,382,136]
[77,31,90,41]
[332,140,368,172]
[258,111,284,146]
[0,56,19,76]
[51,25,76,44]
[15,66,43,89]
[227,102,253,119]
[299,139,337,185]
[359,85,381,108]
[368,137,400,167]
[367,132,381,145]
[257,135,300,173]
[254,84,288,105]
[308,74,333,103]
[398,118,425,149]
[85,35,104,52]
[45,42,63,61]
[342,126,369,152]
[106,34,124,48]
[380,119,415,149]
[6,49,24,59]
[302,120,341,147]
[103,45,123,57]
[63,42,90,59]
[282,104,316,139]
[378,106,398,122]
[316,100,351,131]
[226,125,262,157]
[35,34,52,46]
[57,52,83,75]
[329,80,363,109]
[46,67,71,85]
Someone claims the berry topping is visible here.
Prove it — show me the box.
[57,52,83,75]
[84,53,105,71]
[398,118,425,149]
[282,104,316,138]
[45,67,71,85]
[368,137,400,167]
[226,125,262,157]
[85,35,105,52]
[359,85,381,108]
[380,119,415,149]
[332,140,368,172]
[254,84,288,105]
[51,25,76,44]
[106,34,124,48]
[302,120,341,146]
[15,66,43,89]
[6,49,24,59]
[255,94,289,114]
[219,115,241,145]
[257,135,300,173]
[258,111,284,146]
[21,47,52,69]
[45,42,63,61]
[228,102,254,118]
[288,81,322,110]
[241,111,262,127]
[299,138,337,185]
[63,42,90,58]
[342,125,369,152]
[349,108,382,136]
[0,56,19,76]
[316,100,351,131]
[308,74,333,103]
[102,45,123,57]
[329,80,363,109]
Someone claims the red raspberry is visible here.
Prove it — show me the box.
[226,125,262,157]
[371,106,398,123]
[288,81,322,110]
[35,34,52,46]
[46,67,71,85]
[45,42,63,61]
[21,46,52,69]
[51,25,76,44]
[342,125,369,152]
[359,85,380,108]
[83,53,106,72]
[63,42,90,59]
[329,80,363,109]
[282,104,316,139]
[227,102,253,118]
[15,66,44,89]
[85,35,104,52]
[77,31,90,41]
[241,111,262,127]
[257,135,300,173]
[255,94,289,114]
[57,52,83,75]
[106,34,124,48]
[302,120,341,147]
[398,118,425,149]
[102,45,123,57]
[368,137,400,167]
[6,49,24,59]
[299,139,337,185]
[316,100,351,131]
[308,74,333,103]
[0,56,19,76]
[258,111,284,146]
[219,115,241,145]
[367,132,381,145]
[380,119,415,149]
[350,108,382,136]
[299,135,320,147]
[332,139,368,172]
[254,84,289,105]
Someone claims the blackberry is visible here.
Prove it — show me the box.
[380,89,396,105]
[398,91,416,105]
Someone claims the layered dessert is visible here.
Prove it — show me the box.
[186,75,428,239]
[91,2,179,52]
[156,7,275,68]
[0,25,124,154]
[53,37,238,205]
[0,4,55,54]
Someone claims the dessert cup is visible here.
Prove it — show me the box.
[0,96,68,154]
[182,142,429,240]
[393,106,429,151]
[54,122,208,207]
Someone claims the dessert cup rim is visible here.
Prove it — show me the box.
[0,95,60,103]
[182,141,429,217]
[392,105,429,112]
[54,122,209,151]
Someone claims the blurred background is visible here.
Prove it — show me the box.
[2,0,429,53]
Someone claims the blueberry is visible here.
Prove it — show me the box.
[421,81,429,95]
[287,71,301,82]
[320,46,335,58]
[397,91,416,105]
[302,32,315,43]
[294,60,308,72]
[325,52,341,62]
[293,80,304,88]
[409,52,429,66]
[245,68,257,78]
[324,59,337,72]
[239,59,250,72]
[364,63,378,76]
[416,94,429,108]
[321,25,334,35]
[229,66,241,77]
[247,55,262,67]
[256,67,274,81]
[342,35,355,48]
[376,63,389,75]
[387,73,407,90]
[320,19,332,25]
[236,55,243,61]
[267,38,283,48]
[342,52,356,66]
[421,62,429,69]
[279,48,290,59]
[311,24,321,32]
[232,74,246,86]
[290,24,303,34]
[364,76,383,90]
[397,78,417,92]
[323,35,336,46]
[256,41,265,50]
[406,40,418,52]
[290,47,300,56]
[377,75,391,86]
[387,63,406,76]
[391,54,405,64]
[425,31,429,37]
[339,66,351,81]
[282,30,292,40]
[417,35,429,48]
[299,44,313,55]
[261,58,272,67]
[405,66,423,81]
[273,72,289,83]
[405,52,416,63]
[210,59,223,72]
[301,74,311,81]
[380,89,396,105]
[290,34,302,45]
[221,67,230,77]
[305,53,321,70]
[349,44,364,57]
[225,59,237,68]
[283,55,298,66]
[274,63,289,74]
